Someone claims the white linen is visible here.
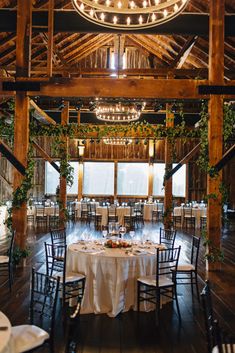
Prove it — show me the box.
[0,312,12,353]
[67,242,164,317]
[173,206,207,228]
[11,325,49,353]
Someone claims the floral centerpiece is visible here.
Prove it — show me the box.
[105,239,131,248]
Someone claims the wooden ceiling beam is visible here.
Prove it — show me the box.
[170,36,198,68]
[27,78,210,99]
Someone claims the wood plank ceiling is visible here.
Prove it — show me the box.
[0,0,235,120]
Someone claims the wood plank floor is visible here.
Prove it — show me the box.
[0,220,235,353]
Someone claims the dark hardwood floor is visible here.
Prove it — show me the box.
[0,220,235,353]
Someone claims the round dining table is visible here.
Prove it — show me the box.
[67,240,164,317]
[0,312,12,353]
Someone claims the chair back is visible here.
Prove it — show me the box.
[201,280,216,353]
[159,228,177,248]
[8,230,16,265]
[45,242,66,277]
[50,228,66,245]
[191,235,201,269]
[30,268,59,350]
[108,205,116,216]
[183,207,193,217]
[156,246,181,285]
[36,205,45,216]
[81,202,88,211]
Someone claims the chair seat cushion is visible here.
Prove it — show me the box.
[11,324,49,353]
[0,255,9,264]
[177,264,195,272]
[137,275,173,287]
[54,271,85,283]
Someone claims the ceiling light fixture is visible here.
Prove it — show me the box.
[72,0,189,30]
[95,101,144,122]
[103,137,133,145]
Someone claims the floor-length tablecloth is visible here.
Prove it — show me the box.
[67,242,163,317]
[173,207,207,228]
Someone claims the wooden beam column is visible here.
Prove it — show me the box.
[12,0,31,248]
[207,0,224,270]
[59,101,69,223]
[12,93,29,248]
[164,105,174,228]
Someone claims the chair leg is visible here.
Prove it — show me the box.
[156,289,160,326]
[174,286,181,323]
[137,282,140,312]
[195,273,200,301]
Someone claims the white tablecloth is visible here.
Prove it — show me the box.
[96,207,131,227]
[67,241,164,317]
[74,202,100,218]
[0,312,12,353]
[173,207,207,228]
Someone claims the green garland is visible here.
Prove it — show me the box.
[6,139,35,232]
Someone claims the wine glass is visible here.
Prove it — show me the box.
[119,226,126,239]
[102,229,108,238]
[129,230,135,243]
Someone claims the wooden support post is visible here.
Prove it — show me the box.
[207,0,224,271]
[78,162,83,200]
[47,0,54,77]
[12,0,30,248]
[148,140,154,197]
[16,0,31,77]
[59,101,69,223]
[12,93,29,248]
[114,160,118,200]
[164,104,174,228]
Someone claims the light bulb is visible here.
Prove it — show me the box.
[143,0,147,8]
[117,1,122,8]
[139,15,143,24]
[100,12,105,20]
[80,3,84,10]
[154,0,159,4]
[89,9,94,16]
[151,13,156,21]
[113,16,118,23]
[174,4,178,11]
[106,0,110,6]
[130,0,135,8]
[163,9,168,17]
[127,16,131,25]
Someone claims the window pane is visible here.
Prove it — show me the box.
[173,164,186,197]
[83,162,114,195]
[153,163,186,197]
[117,163,148,196]
[45,161,78,195]
[153,164,165,196]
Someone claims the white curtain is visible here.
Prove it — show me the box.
[117,163,148,196]
[83,162,114,195]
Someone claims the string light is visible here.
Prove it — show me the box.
[72,0,189,30]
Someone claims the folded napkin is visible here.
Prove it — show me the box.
[132,249,148,256]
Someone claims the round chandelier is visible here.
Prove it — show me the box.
[103,137,133,145]
[95,102,144,122]
[72,0,189,30]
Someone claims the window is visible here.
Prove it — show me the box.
[153,163,186,197]
[45,162,78,195]
[117,163,148,196]
[83,162,114,195]
[153,164,165,196]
